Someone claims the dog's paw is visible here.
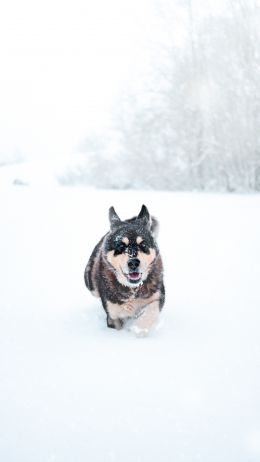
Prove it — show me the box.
[130,325,149,338]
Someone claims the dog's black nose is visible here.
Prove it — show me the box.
[128,258,140,271]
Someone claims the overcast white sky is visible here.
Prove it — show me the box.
[0,0,230,163]
[0,0,156,161]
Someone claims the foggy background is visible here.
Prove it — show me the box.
[1,0,260,192]
[1,3,260,461]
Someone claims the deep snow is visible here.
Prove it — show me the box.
[0,180,260,461]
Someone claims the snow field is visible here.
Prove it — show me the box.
[0,185,260,461]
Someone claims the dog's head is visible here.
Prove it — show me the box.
[104,205,159,288]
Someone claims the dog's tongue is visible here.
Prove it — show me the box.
[129,272,140,280]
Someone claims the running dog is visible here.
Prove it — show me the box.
[84,205,165,335]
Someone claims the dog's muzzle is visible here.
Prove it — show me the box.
[126,258,142,284]
[128,258,140,271]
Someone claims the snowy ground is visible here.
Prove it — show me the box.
[1,174,260,461]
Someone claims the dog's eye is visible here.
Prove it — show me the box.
[114,242,127,255]
[139,241,149,253]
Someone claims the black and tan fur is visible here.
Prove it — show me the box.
[84,205,165,335]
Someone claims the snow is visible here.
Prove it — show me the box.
[1,176,260,461]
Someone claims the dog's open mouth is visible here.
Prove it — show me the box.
[126,271,142,284]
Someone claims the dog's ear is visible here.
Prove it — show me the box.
[138,205,158,235]
[151,217,159,238]
[138,204,150,223]
[109,206,121,230]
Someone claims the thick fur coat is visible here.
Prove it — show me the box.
[84,205,165,335]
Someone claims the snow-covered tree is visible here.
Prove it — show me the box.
[113,0,260,191]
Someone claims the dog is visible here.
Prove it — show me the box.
[84,205,165,335]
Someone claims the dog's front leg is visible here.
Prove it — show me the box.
[107,315,124,330]
[106,301,130,330]
[130,300,160,337]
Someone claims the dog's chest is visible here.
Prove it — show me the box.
[106,294,147,320]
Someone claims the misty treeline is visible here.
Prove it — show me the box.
[62,0,260,192]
